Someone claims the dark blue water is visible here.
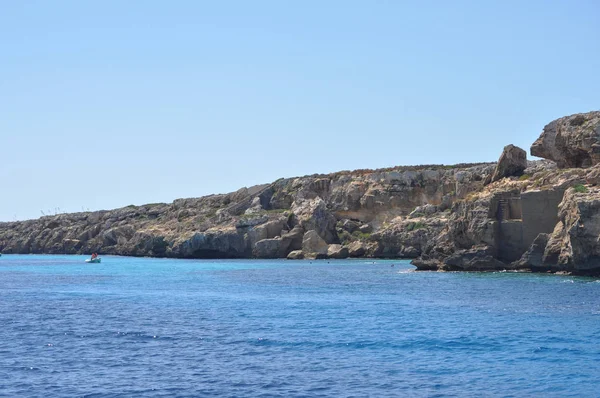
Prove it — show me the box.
[1,255,599,397]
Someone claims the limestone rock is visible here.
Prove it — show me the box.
[371,217,444,258]
[409,204,438,218]
[292,198,338,243]
[442,246,508,271]
[287,250,304,260]
[253,238,283,259]
[539,186,600,274]
[358,224,372,234]
[585,164,600,185]
[400,246,420,258]
[339,219,360,233]
[0,148,576,274]
[347,241,366,257]
[280,225,304,252]
[491,145,527,182]
[327,244,349,259]
[302,230,329,259]
[512,233,549,270]
[531,111,600,168]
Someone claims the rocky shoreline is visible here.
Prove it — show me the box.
[2,111,600,276]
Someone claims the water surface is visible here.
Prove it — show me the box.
[1,255,599,397]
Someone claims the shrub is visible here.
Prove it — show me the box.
[519,174,531,181]
[352,231,372,240]
[573,184,588,193]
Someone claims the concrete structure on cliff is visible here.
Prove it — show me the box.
[489,188,565,262]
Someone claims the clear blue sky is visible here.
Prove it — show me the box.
[1,0,599,221]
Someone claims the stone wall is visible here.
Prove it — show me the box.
[521,189,565,248]
[498,220,525,262]
[487,188,564,262]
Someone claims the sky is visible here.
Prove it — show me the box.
[1,0,599,221]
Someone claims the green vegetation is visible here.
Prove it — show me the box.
[406,221,426,232]
[411,212,425,218]
[338,230,353,245]
[352,231,372,240]
[573,184,588,193]
[518,174,531,181]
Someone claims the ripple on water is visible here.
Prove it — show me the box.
[0,256,599,397]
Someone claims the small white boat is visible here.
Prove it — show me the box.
[85,257,101,263]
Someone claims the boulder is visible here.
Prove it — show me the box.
[302,230,329,259]
[287,250,304,260]
[253,238,283,259]
[347,241,366,257]
[531,111,600,168]
[491,144,527,182]
[292,198,338,243]
[280,225,304,252]
[327,244,349,259]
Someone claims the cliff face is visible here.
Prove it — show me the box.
[2,110,600,275]
[0,163,494,260]
[413,110,600,276]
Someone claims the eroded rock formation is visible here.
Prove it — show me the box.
[531,111,600,168]
[491,145,527,182]
[2,110,600,275]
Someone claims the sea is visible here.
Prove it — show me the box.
[0,255,599,397]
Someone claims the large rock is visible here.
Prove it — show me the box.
[347,241,366,257]
[538,186,600,274]
[512,233,550,270]
[292,198,338,243]
[491,145,527,182]
[442,246,508,271]
[280,225,304,252]
[287,250,304,260]
[327,244,349,259]
[302,230,329,259]
[253,238,283,259]
[531,111,600,168]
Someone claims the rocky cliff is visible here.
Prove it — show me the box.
[414,110,600,276]
[2,110,600,275]
[0,163,494,260]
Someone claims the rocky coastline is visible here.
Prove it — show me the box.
[2,111,600,276]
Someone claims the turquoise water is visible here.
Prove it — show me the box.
[1,255,599,397]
